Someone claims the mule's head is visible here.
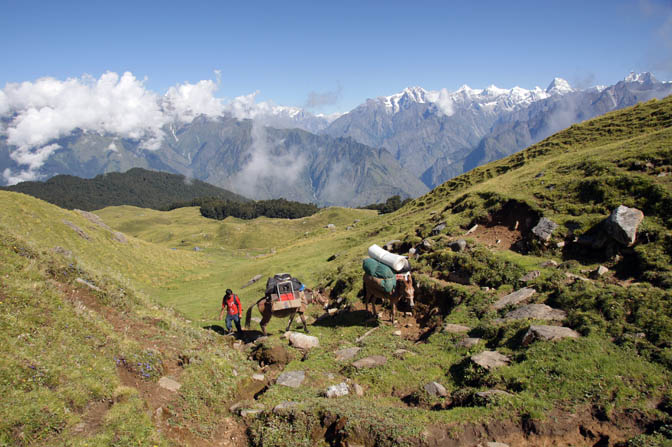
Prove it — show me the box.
[396,273,415,308]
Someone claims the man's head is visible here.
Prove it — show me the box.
[226,288,233,296]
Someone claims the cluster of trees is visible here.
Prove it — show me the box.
[200,198,320,220]
[2,168,247,211]
[360,195,411,214]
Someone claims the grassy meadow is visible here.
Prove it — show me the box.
[1,96,672,446]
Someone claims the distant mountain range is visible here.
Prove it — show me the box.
[1,72,670,206]
[0,167,248,211]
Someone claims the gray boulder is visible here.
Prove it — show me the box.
[470,351,511,370]
[532,217,558,242]
[276,370,305,388]
[242,274,263,288]
[500,304,566,322]
[443,324,471,334]
[424,381,448,397]
[334,347,361,361]
[432,222,447,235]
[492,287,536,310]
[604,205,644,246]
[158,377,182,392]
[449,239,467,252]
[273,401,298,413]
[352,355,387,369]
[520,271,540,282]
[457,338,482,348]
[522,325,580,346]
[325,383,349,398]
[288,332,319,350]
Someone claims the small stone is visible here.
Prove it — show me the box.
[522,325,580,345]
[540,260,559,268]
[532,217,558,242]
[424,381,448,397]
[326,224,336,230]
[154,407,164,419]
[158,377,182,392]
[470,351,511,370]
[252,374,265,381]
[520,271,541,282]
[276,370,305,388]
[325,382,349,398]
[475,389,513,401]
[449,239,467,252]
[393,349,414,358]
[240,409,262,417]
[465,224,479,235]
[352,355,387,369]
[492,287,536,310]
[393,330,402,336]
[432,222,447,235]
[500,304,567,322]
[273,401,298,413]
[457,337,482,348]
[334,347,361,361]
[353,383,364,396]
[75,278,102,292]
[556,241,565,248]
[593,265,609,277]
[485,442,510,447]
[328,308,338,315]
[443,324,471,334]
[288,332,319,350]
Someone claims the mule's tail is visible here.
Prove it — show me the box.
[244,297,264,329]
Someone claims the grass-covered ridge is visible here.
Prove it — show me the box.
[2,96,672,446]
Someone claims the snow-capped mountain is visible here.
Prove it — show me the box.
[324,72,672,188]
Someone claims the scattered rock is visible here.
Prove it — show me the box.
[63,220,90,240]
[500,304,567,322]
[252,374,265,381]
[540,260,559,268]
[288,332,319,350]
[421,239,433,250]
[325,383,349,398]
[393,330,402,336]
[457,337,482,348]
[276,370,305,388]
[346,226,353,230]
[252,343,291,366]
[158,377,182,392]
[241,274,263,289]
[470,351,511,370]
[556,241,565,248]
[522,325,580,346]
[520,271,540,282]
[273,401,298,413]
[352,355,387,369]
[393,349,414,358]
[334,347,361,362]
[531,217,558,242]
[449,239,467,252]
[431,222,447,235]
[564,272,591,283]
[492,287,536,310]
[465,224,478,235]
[326,224,336,230]
[355,327,379,343]
[604,205,644,246]
[443,324,471,334]
[483,442,510,447]
[592,265,609,278]
[240,409,263,417]
[424,381,448,397]
[75,278,101,292]
[354,219,360,224]
[112,232,127,243]
[76,210,112,230]
[193,246,201,251]
[352,383,364,396]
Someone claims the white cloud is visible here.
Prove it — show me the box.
[3,143,62,184]
[164,79,225,122]
[107,142,118,152]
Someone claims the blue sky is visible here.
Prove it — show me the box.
[1,0,671,114]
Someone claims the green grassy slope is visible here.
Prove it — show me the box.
[2,96,672,447]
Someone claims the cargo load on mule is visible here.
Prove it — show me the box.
[265,273,304,311]
[362,244,411,293]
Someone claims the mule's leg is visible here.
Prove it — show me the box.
[299,313,309,333]
[260,312,271,336]
[286,310,297,332]
[370,295,378,319]
[391,300,397,325]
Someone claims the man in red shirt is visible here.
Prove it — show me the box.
[219,288,243,335]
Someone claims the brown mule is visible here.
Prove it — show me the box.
[244,289,327,336]
[363,272,414,324]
